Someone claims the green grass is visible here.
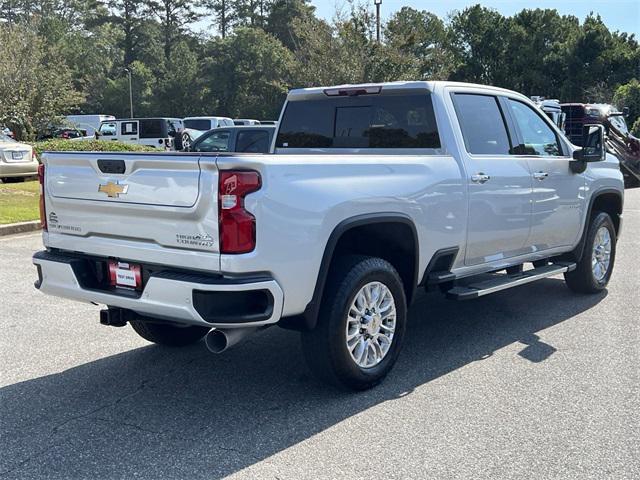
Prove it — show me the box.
[0,180,40,225]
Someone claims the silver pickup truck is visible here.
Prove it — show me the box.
[33,81,624,390]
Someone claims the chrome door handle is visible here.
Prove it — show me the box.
[471,173,491,184]
[533,171,549,181]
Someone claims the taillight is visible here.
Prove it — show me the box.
[218,170,261,254]
[38,164,47,231]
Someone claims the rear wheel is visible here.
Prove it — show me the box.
[301,256,407,390]
[564,211,616,293]
[130,319,209,347]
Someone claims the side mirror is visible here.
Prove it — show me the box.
[622,106,630,118]
[573,124,606,163]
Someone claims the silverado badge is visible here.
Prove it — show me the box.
[98,181,129,198]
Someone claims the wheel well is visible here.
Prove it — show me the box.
[592,192,622,234]
[330,221,418,303]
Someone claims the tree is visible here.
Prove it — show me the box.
[613,79,640,129]
[631,118,640,138]
[100,61,155,117]
[155,41,201,116]
[108,0,147,66]
[446,5,511,86]
[264,0,314,50]
[200,27,295,118]
[384,7,451,80]
[0,23,83,139]
[206,0,233,38]
[502,9,580,96]
[232,0,272,28]
[144,0,201,62]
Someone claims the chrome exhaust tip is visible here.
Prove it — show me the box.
[204,327,260,354]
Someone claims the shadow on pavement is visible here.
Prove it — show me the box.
[0,279,606,479]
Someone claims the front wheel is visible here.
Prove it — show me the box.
[301,256,407,390]
[130,319,209,347]
[564,211,617,293]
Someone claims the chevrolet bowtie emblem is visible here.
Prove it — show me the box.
[98,181,129,198]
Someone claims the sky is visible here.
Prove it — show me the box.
[310,0,640,36]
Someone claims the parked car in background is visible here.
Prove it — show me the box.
[0,133,38,183]
[188,125,276,153]
[260,120,278,125]
[65,114,115,137]
[181,116,234,150]
[531,97,565,131]
[562,103,640,188]
[233,119,260,126]
[1,127,15,139]
[37,127,88,141]
[96,118,183,149]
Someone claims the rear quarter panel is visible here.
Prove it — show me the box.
[217,153,467,316]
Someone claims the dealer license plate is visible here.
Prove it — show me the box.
[108,261,142,289]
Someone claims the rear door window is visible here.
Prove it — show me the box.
[139,119,165,139]
[276,94,441,150]
[236,130,271,153]
[120,121,138,136]
[184,119,212,130]
[452,94,512,155]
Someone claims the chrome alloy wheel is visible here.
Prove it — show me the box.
[592,226,612,282]
[345,281,396,369]
[181,133,191,150]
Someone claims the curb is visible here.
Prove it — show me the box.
[0,221,41,236]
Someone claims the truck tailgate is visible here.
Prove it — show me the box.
[42,152,220,270]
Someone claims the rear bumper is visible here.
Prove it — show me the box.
[0,159,39,177]
[33,250,284,328]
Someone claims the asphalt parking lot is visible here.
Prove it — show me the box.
[1,190,638,480]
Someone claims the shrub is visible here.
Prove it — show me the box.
[30,139,157,158]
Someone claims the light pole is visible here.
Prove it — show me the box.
[374,0,382,43]
[124,68,133,118]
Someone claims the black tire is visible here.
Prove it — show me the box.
[130,319,209,347]
[1,177,25,183]
[564,211,617,294]
[301,255,407,391]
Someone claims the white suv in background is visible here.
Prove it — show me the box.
[182,116,234,150]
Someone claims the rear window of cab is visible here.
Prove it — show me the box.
[276,94,441,150]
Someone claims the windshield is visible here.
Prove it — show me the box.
[609,115,629,135]
[184,119,211,131]
[99,122,117,136]
[0,133,13,142]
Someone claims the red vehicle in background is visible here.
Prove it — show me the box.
[562,103,640,188]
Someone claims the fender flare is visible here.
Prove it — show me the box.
[278,213,419,331]
[569,188,623,261]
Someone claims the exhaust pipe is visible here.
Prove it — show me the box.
[204,327,260,354]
